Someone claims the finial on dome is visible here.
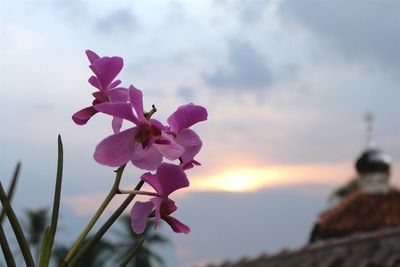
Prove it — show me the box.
[356,112,392,194]
[365,111,375,148]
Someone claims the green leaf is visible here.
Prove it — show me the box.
[0,162,21,224]
[38,226,51,267]
[0,162,21,267]
[0,221,16,267]
[0,182,35,267]
[40,135,64,267]
[35,135,64,267]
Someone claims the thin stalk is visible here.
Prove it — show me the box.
[0,222,16,267]
[0,182,35,267]
[38,135,64,267]
[62,164,127,266]
[144,105,157,120]
[67,180,144,267]
[0,162,21,224]
[38,227,51,267]
[118,239,144,267]
[117,189,158,197]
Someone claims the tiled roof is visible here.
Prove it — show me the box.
[204,226,400,267]
[310,188,400,242]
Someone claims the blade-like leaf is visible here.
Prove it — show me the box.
[0,162,21,224]
[0,182,35,267]
[41,135,64,267]
[0,221,16,267]
[38,226,51,267]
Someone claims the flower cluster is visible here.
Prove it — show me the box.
[73,50,207,234]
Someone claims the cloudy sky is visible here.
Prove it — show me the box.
[1,0,399,266]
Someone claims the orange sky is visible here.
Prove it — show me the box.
[189,162,354,192]
[64,160,400,216]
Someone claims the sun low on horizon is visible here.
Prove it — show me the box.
[192,168,283,192]
[189,162,356,193]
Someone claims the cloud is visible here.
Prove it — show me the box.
[53,0,88,21]
[164,0,187,25]
[237,0,270,24]
[205,40,274,91]
[177,86,195,101]
[96,9,139,35]
[279,0,400,72]
[217,0,271,25]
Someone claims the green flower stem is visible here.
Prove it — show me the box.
[0,162,21,224]
[0,221,16,267]
[0,182,35,267]
[117,189,158,197]
[62,164,127,266]
[67,180,144,267]
[38,135,64,267]
[144,104,157,120]
[118,238,144,267]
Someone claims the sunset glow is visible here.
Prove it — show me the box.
[191,163,354,192]
[191,168,282,192]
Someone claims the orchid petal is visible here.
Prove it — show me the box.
[160,198,178,214]
[94,102,138,124]
[112,116,123,133]
[92,91,108,103]
[131,201,154,234]
[156,164,189,196]
[141,172,161,195]
[163,215,190,233]
[167,103,208,132]
[89,56,123,90]
[180,160,201,170]
[88,76,101,90]
[151,198,163,229]
[159,199,190,233]
[94,128,137,167]
[128,85,145,121]
[72,106,98,125]
[85,50,100,64]
[142,163,189,196]
[131,144,163,170]
[150,119,168,131]
[108,79,121,89]
[107,88,128,102]
[154,133,184,160]
[175,128,202,163]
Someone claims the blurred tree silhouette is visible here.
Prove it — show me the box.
[22,208,114,266]
[52,236,114,267]
[5,209,170,266]
[113,215,170,267]
[24,208,49,260]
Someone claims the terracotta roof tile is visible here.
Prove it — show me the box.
[311,188,400,241]
[210,226,400,267]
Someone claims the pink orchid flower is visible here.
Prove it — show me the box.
[72,50,128,132]
[93,86,185,170]
[167,103,208,169]
[130,163,190,234]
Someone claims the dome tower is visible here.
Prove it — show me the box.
[355,112,391,194]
